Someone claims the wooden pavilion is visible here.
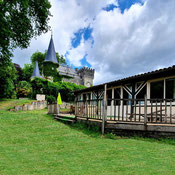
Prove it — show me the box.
[74,65,175,136]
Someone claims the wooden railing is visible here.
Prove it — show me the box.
[75,98,175,124]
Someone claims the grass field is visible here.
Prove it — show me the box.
[1,99,175,175]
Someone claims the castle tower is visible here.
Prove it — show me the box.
[31,61,42,79]
[44,34,58,64]
[77,67,95,87]
[43,34,59,81]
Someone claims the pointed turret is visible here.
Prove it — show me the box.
[31,61,42,78]
[44,35,58,64]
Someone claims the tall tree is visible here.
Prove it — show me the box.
[22,64,34,82]
[0,0,51,98]
[0,0,51,63]
[0,62,17,98]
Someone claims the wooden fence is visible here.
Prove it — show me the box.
[75,98,175,124]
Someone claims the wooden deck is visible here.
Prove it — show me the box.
[75,116,175,137]
[53,113,175,137]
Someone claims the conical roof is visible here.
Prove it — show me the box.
[31,61,42,78]
[44,35,58,64]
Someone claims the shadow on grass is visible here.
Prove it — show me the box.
[45,113,175,146]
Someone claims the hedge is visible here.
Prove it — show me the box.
[31,78,86,102]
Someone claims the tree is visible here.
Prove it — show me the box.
[31,51,66,71]
[30,51,66,81]
[14,63,23,82]
[0,0,51,63]
[0,0,51,99]
[16,81,32,98]
[0,62,17,98]
[22,64,34,82]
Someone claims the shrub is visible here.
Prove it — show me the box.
[31,78,85,102]
[16,81,32,98]
[46,95,56,104]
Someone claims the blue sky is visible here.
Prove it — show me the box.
[13,0,175,85]
[70,0,144,68]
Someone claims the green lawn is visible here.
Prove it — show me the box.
[1,100,175,174]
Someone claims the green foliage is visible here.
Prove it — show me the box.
[22,64,34,82]
[43,61,59,80]
[16,81,32,98]
[46,95,56,104]
[0,0,51,99]
[30,51,66,81]
[14,63,23,82]
[0,0,51,62]
[31,78,85,102]
[0,62,17,98]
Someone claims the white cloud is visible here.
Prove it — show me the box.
[12,0,175,86]
[12,0,118,67]
[76,0,175,84]
[67,37,86,67]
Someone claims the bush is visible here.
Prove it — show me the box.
[46,95,56,104]
[31,78,86,102]
[16,81,32,98]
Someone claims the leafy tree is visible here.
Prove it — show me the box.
[0,62,17,98]
[30,51,66,81]
[16,81,32,98]
[0,0,51,99]
[22,64,34,82]
[0,0,51,63]
[31,51,66,72]
[14,63,23,82]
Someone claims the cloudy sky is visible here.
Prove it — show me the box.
[12,0,175,85]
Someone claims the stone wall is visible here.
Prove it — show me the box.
[15,101,47,111]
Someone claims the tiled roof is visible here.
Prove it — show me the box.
[75,65,175,93]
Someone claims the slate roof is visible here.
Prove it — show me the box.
[31,61,42,78]
[75,65,175,94]
[58,65,79,77]
[44,35,58,64]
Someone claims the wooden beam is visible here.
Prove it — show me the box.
[102,84,107,135]
[135,81,147,96]
[123,86,132,96]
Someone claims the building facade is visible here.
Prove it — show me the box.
[74,65,175,124]
[58,65,95,87]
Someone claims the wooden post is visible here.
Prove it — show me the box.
[102,84,107,135]
[144,96,147,127]
[74,96,77,116]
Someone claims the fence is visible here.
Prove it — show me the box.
[75,98,175,124]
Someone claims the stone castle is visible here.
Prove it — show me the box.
[32,35,95,87]
[58,65,94,87]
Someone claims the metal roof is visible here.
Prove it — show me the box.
[44,35,58,64]
[31,61,42,78]
[75,65,175,94]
